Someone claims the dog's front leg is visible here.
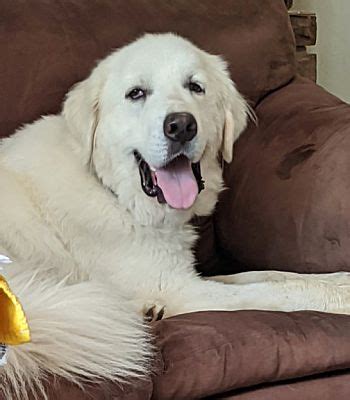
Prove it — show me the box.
[161,275,350,317]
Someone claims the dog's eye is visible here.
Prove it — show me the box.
[188,82,205,94]
[126,88,147,101]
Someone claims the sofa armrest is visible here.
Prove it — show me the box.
[215,77,350,274]
[152,310,350,400]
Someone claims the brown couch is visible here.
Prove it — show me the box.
[1,1,350,399]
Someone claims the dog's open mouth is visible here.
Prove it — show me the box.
[134,151,205,209]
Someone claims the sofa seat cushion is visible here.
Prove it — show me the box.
[213,371,350,400]
[25,378,154,400]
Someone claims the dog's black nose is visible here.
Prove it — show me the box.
[163,112,197,143]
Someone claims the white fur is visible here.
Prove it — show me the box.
[0,33,349,399]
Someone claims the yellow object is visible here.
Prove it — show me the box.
[0,275,30,345]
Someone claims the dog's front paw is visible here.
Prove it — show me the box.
[143,302,166,323]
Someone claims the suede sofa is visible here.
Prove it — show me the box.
[1,1,350,399]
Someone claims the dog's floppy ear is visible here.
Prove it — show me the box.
[209,54,250,164]
[221,89,249,163]
[63,66,104,165]
[222,110,235,164]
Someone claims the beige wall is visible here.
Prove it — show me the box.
[292,0,350,103]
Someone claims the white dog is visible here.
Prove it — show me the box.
[0,33,349,399]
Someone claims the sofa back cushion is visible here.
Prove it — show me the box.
[0,0,295,138]
[215,77,350,274]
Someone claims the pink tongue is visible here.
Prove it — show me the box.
[155,157,198,209]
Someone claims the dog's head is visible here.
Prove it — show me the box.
[63,33,249,225]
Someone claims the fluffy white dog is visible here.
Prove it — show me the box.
[0,33,349,399]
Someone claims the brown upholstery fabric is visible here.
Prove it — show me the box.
[26,379,154,400]
[151,311,350,400]
[215,76,350,274]
[213,371,350,399]
[0,0,295,138]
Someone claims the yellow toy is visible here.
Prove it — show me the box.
[0,255,31,366]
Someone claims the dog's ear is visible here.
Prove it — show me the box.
[208,54,250,164]
[222,109,235,164]
[221,89,249,163]
[62,67,104,165]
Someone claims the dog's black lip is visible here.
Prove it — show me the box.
[133,150,158,197]
[133,150,205,203]
[192,162,205,192]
